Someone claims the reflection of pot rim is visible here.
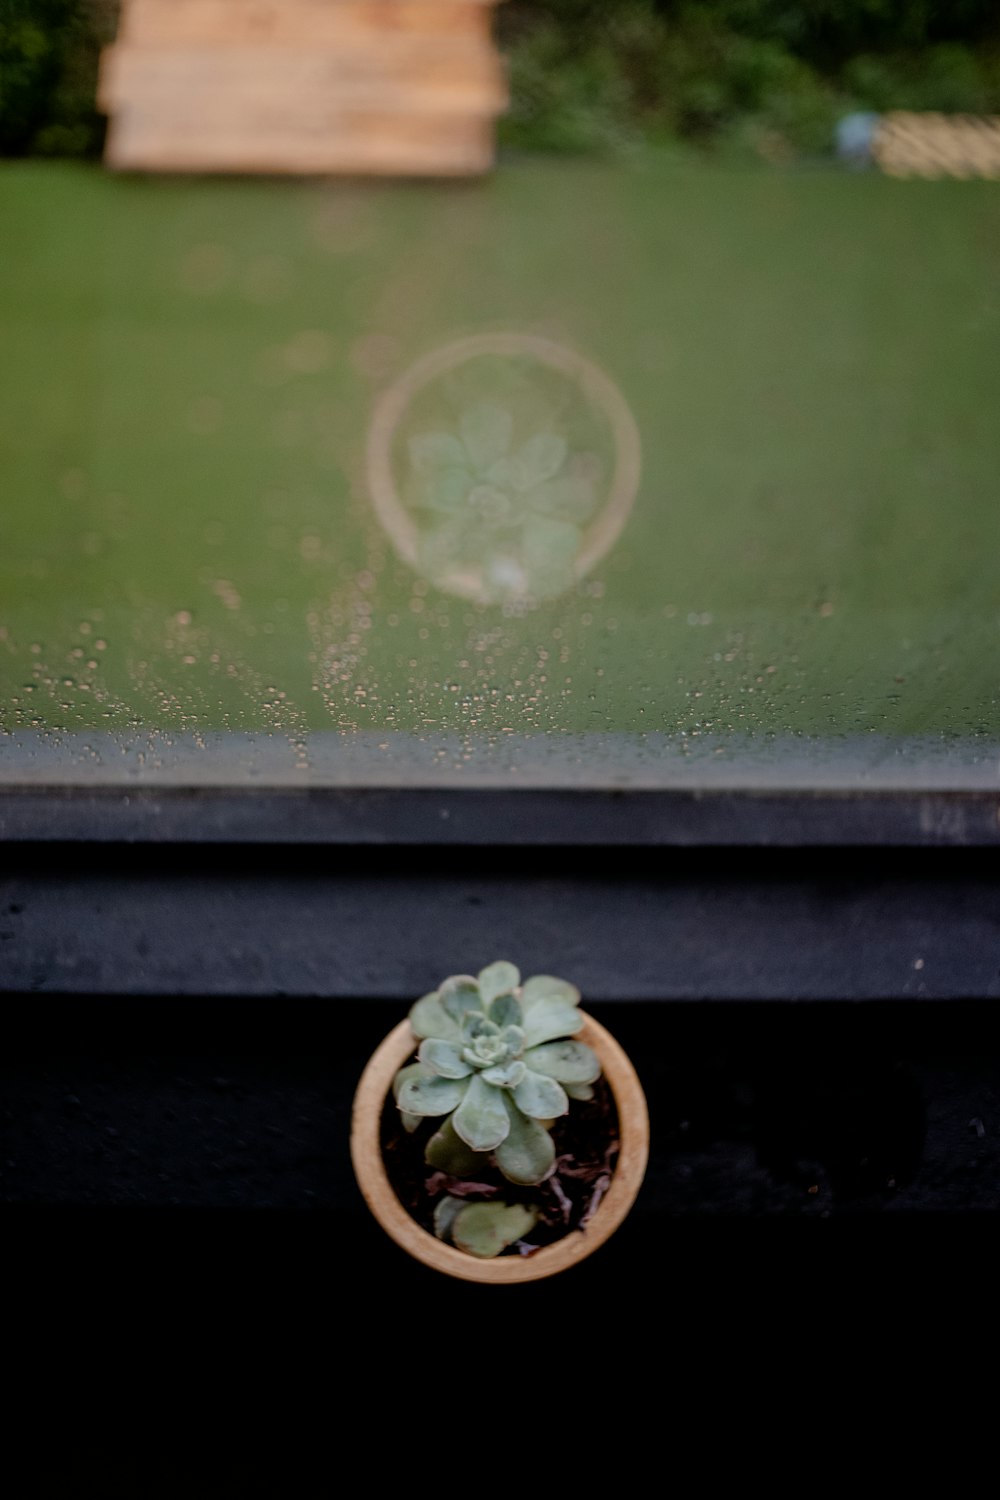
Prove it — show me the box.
[351,1010,649,1284]
[366,333,642,604]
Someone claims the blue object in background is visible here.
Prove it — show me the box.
[835,112,881,167]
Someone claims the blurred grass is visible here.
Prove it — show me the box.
[0,154,998,744]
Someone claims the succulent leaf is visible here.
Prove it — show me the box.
[460,400,512,470]
[409,431,466,475]
[425,1117,483,1178]
[478,961,520,1004]
[495,1097,556,1186]
[393,1062,425,1100]
[461,1012,498,1045]
[523,1039,600,1085]
[499,1024,526,1054]
[520,516,580,582]
[409,990,461,1043]
[452,1073,510,1153]
[393,1061,427,1133]
[412,465,469,514]
[489,992,524,1029]
[481,1059,527,1088]
[515,431,567,489]
[513,1068,569,1121]
[418,1037,473,1080]
[433,1194,466,1242]
[522,999,584,1049]
[397,1071,469,1119]
[451,1201,539,1259]
[563,1081,595,1102]
[440,976,483,1024]
[521,975,581,1011]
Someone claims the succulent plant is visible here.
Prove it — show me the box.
[433,1196,539,1259]
[393,961,601,1186]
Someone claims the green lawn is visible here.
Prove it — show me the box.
[1,155,998,761]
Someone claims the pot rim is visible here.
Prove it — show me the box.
[351,1011,649,1284]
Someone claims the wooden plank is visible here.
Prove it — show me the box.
[121,0,493,47]
[105,108,494,174]
[875,111,1000,178]
[99,45,507,117]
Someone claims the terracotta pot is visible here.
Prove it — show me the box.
[351,1011,649,1284]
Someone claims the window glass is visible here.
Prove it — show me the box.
[2,159,998,787]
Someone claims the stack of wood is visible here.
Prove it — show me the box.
[875,111,1000,178]
[99,0,507,175]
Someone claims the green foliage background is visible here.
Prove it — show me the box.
[0,0,114,154]
[1,0,1000,158]
[500,0,1000,156]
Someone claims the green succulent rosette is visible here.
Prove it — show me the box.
[393,961,602,1186]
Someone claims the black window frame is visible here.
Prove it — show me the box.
[2,781,998,1001]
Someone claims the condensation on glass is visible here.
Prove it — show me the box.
[1,157,998,788]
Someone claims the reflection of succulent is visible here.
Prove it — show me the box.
[407,400,601,599]
[394,961,601,1186]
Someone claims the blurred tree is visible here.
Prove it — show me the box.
[0,0,114,155]
[499,0,1000,156]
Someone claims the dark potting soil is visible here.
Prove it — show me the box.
[380,1074,620,1256]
